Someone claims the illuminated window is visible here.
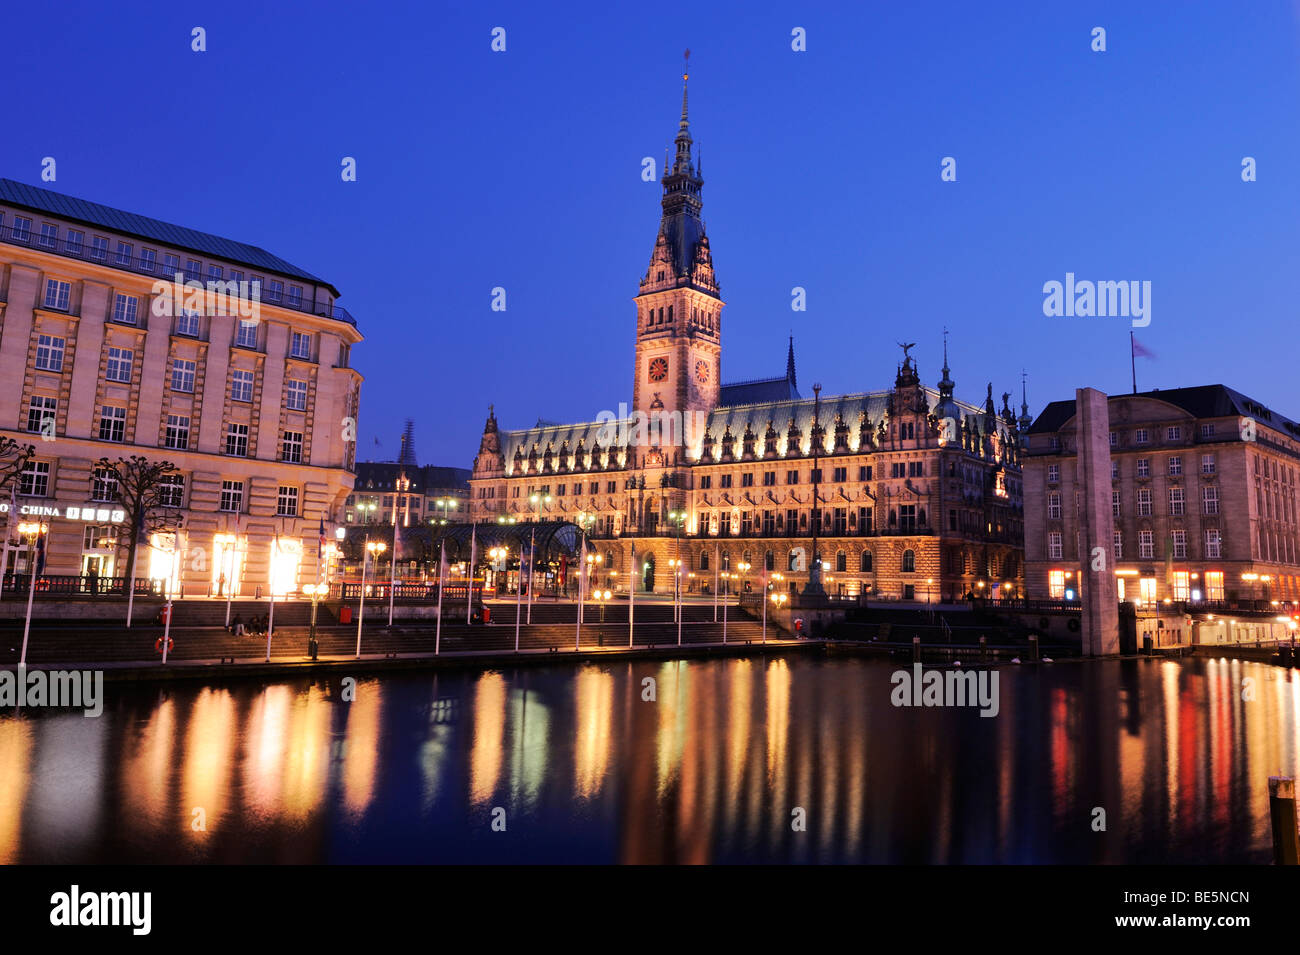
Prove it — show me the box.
[1171,570,1189,600]
[1204,570,1224,600]
[1048,570,1066,598]
[1139,577,1157,605]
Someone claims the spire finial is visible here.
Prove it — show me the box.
[942,326,949,370]
[681,49,691,127]
[786,334,797,389]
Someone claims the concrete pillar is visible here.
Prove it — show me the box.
[1076,388,1119,655]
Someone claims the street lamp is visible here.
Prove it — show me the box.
[527,493,551,620]
[435,497,457,524]
[668,557,685,645]
[356,539,386,658]
[594,588,612,645]
[357,500,377,525]
[303,582,327,659]
[720,571,732,643]
[17,521,48,667]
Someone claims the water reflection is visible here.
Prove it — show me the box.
[0,656,1296,863]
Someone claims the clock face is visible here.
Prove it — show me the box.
[695,359,710,384]
[648,357,668,382]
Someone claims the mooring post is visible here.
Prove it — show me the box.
[1270,776,1298,865]
[1029,634,1039,661]
[912,635,920,663]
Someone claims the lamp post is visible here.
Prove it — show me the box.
[575,512,595,646]
[594,588,611,645]
[303,582,326,660]
[356,538,386,658]
[769,590,788,643]
[434,497,457,524]
[527,493,551,621]
[215,530,237,627]
[17,521,48,667]
[720,571,731,644]
[667,508,687,624]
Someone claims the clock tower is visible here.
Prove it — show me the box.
[632,61,722,464]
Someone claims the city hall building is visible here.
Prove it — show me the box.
[1024,385,1300,606]
[0,179,363,595]
[468,75,1026,602]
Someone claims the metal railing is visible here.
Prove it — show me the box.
[0,573,161,596]
[0,223,356,326]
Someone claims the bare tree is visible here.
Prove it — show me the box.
[0,438,36,584]
[96,455,180,593]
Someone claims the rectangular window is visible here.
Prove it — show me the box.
[1137,487,1152,516]
[207,264,223,282]
[832,467,847,483]
[1201,423,1215,438]
[1134,428,1149,444]
[1205,568,1224,598]
[112,293,139,325]
[1205,529,1222,560]
[90,235,109,261]
[1169,486,1185,516]
[1047,463,1060,483]
[65,230,83,254]
[1113,530,1122,561]
[606,481,616,493]
[279,430,302,463]
[105,346,134,382]
[139,248,156,272]
[286,379,308,411]
[1048,569,1065,598]
[163,253,181,277]
[787,470,799,485]
[170,358,196,393]
[1168,456,1182,476]
[159,474,185,508]
[288,285,303,307]
[98,405,126,442]
[225,423,249,457]
[18,461,50,497]
[1111,490,1121,517]
[741,473,754,487]
[699,475,712,490]
[1109,431,1118,447]
[220,480,243,512]
[277,485,299,517]
[115,241,133,266]
[185,259,201,281]
[290,331,313,360]
[34,334,65,372]
[1137,458,1150,478]
[266,280,283,303]
[1048,531,1063,560]
[1203,485,1219,515]
[176,310,200,337]
[235,320,258,348]
[91,466,119,502]
[720,474,733,489]
[1167,426,1181,441]
[11,216,31,241]
[859,465,872,481]
[1201,453,1216,475]
[38,223,57,248]
[1139,530,1154,559]
[26,396,56,434]
[1047,492,1062,519]
[1172,530,1187,559]
[43,279,71,311]
[231,369,254,402]
[164,414,190,450]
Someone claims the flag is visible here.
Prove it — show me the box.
[1131,335,1156,359]
[318,517,326,550]
[34,531,46,575]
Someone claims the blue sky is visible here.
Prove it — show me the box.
[5,1,1299,464]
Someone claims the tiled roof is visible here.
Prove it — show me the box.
[0,178,335,293]
[719,376,801,406]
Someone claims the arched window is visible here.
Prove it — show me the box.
[742,550,751,566]
[889,509,897,526]
[700,550,710,571]
[765,549,774,571]
[860,550,873,573]
[902,549,916,573]
[835,550,846,572]
[667,305,673,323]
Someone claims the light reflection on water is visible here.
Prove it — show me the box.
[0,656,1296,864]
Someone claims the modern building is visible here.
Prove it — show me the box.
[468,73,1026,602]
[1024,385,1300,606]
[0,178,363,596]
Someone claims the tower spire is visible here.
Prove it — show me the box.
[786,334,797,389]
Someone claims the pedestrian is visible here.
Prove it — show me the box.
[232,613,245,637]
[217,572,226,597]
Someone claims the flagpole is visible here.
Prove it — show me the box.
[465,522,477,624]
[628,541,636,648]
[125,509,142,628]
[0,485,15,601]
[436,539,445,654]
[1131,331,1137,395]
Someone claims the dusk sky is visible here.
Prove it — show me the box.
[5,1,1299,464]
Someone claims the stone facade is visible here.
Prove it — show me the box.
[0,179,363,595]
[1024,385,1300,605]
